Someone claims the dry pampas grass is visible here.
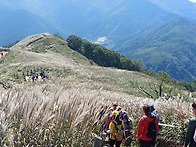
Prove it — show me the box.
[0,85,194,146]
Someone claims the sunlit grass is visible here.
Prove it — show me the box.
[0,84,194,146]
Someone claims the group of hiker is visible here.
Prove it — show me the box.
[97,101,196,147]
[98,102,133,147]
[108,103,133,147]
[102,102,159,147]
[30,69,46,82]
[99,102,196,147]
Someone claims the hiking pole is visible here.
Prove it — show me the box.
[158,123,178,128]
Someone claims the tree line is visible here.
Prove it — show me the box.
[67,35,143,72]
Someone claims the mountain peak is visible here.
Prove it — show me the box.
[11,33,52,51]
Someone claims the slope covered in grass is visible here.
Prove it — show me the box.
[0,33,195,146]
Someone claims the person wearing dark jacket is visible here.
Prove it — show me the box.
[136,104,159,147]
[183,102,196,147]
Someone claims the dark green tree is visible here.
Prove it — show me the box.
[66,35,145,73]
[83,42,94,60]
[67,35,83,53]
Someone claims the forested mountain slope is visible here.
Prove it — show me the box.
[0,0,175,49]
[118,17,196,81]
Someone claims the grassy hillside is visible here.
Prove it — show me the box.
[0,33,159,98]
[0,33,195,146]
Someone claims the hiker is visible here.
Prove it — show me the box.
[148,103,162,131]
[110,102,118,111]
[32,74,35,82]
[148,103,160,122]
[106,108,118,130]
[105,102,119,129]
[116,106,132,129]
[107,110,125,147]
[30,69,35,76]
[30,69,35,82]
[36,73,38,79]
[183,102,196,147]
[117,106,133,147]
[40,69,45,79]
[136,104,159,147]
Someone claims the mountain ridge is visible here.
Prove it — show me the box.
[147,0,196,21]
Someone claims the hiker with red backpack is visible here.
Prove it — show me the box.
[107,110,125,147]
[105,102,118,129]
[111,102,118,111]
[136,104,159,147]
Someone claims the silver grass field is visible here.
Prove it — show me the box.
[0,84,194,146]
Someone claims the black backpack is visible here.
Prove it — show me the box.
[146,115,157,139]
[112,120,124,141]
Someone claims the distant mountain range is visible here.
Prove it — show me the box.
[1,0,196,81]
[118,17,196,81]
[0,8,59,45]
[0,0,175,46]
[148,0,196,22]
